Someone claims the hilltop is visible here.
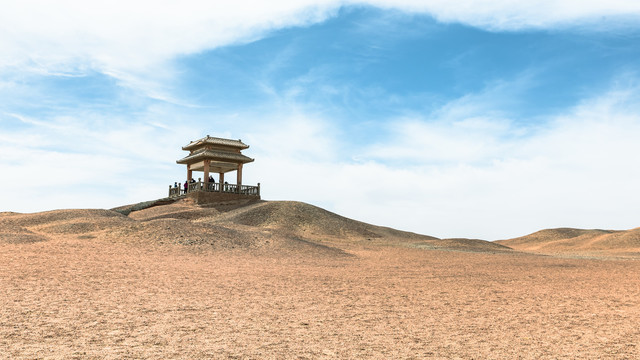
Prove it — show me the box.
[0,198,509,255]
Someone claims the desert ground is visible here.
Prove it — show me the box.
[1,199,639,359]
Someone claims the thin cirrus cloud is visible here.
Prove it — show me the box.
[203,72,640,240]
[283,81,640,239]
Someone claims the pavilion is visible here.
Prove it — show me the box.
[169,135,260,201]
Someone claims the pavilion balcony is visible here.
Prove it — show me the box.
[169,181,260,198]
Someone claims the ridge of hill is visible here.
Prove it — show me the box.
[6,199,640,257]
[496,227,640,257]
[1,199,507,255]
[195,201,433,240]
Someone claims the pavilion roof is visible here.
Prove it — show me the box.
[176,148,254,165]
[182,135,249,151]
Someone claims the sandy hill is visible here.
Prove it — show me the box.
[0,209,129,244]
[1,199,507,255]
[497,227,640,257]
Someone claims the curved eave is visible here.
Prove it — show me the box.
[176,150,254,165]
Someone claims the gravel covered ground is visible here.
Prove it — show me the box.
[1,202,639,358]
[2,239,639,359]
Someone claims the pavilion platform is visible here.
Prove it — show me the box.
[168,181,260,204]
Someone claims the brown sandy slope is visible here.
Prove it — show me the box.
[0,199,507,254]
[0,209,128,244]
[129,199,511,253]
[2,230,640,358]
[497,227,640,257]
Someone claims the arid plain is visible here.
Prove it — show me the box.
[1,199,639,359]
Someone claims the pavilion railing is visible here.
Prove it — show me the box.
[169,181,260,197]
[169,187,181,197]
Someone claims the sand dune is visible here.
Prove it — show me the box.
[497,227,640,257]
[5,199,639,256]
[127,200,515,253]
[198,201,433,241]
[438,237,512,252]
[0,199,509,254]
[0,209,128,244]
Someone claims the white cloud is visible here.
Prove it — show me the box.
[0,111,193,212]
[355,82,640,239]
[0,0,344,100]
[234,80,640,240]
[1,0,637,105]
[365,0,640,30]
[361,76,535,165]
[363,118,513,165]
[0,1,341,73]
[2,0,638,78]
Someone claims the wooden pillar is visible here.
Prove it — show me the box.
[187,165,192,182]
[237,163,243,187]
[219,172,224,192]
[203,160,210,185]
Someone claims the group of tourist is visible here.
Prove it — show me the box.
[171,176,228,195]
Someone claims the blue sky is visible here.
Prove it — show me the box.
[2,1,640,239]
